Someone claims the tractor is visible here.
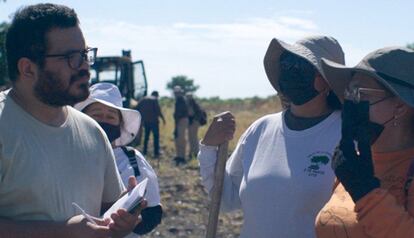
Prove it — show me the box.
[90,50,148,108]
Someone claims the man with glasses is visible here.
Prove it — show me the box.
[0,4,144,238]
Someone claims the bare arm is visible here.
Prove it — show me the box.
[0,218,68,238]
[0,216,111,238]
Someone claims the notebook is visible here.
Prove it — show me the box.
[73,177,148,223]
[103,177,148,218]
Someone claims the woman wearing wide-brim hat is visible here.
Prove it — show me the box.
[75,83,162,237]
[315,47,414,238]
[198,35,345,238]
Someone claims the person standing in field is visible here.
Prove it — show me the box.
[136,90,166,158]
[315,47,414,238]
[0,3,144,237]
[173,85,189,165]
[198,35,345,237]
[75,83,163,237]
[186,92,205,159]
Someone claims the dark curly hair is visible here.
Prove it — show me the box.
[6,3,79,81]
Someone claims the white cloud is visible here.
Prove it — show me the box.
[82,16,325,98]
[277,16,318,30]
[172,16,317,41]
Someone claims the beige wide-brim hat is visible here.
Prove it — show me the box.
[74,83,141,146]
[321,47,414,108]
[263,35,345,92]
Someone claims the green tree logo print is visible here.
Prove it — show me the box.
[308,155,330,171]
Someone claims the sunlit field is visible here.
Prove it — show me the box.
[136,95,283,237]
[157,95,283,154]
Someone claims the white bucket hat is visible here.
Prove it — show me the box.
[263,35,345,92]
[74,83,141,146]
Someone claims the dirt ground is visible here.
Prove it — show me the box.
[140,145,243,238]
[137,96,281,237]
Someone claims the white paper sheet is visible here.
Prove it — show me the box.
[103,178,148,219]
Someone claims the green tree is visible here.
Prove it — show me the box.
[408,43,414,50]
[0,22,9,87]
[166,75,199,94]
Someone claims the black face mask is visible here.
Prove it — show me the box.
[278,69,319,106]
[343,100,386,145]
[99,122,121,142]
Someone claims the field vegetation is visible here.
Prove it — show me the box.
[139,95,282,237]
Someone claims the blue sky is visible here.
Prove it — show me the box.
[2,1,414,98]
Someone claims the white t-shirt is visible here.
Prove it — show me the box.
[198,111,341,238]
[0,91,124,221]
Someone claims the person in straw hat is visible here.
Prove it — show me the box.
[198,35,345,238]
[315,47,414,238]
[75,82,162,237]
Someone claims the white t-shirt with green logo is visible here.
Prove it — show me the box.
[198,110,341,238]
[0,91,124,221]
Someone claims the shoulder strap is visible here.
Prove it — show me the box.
[121,146,141,177]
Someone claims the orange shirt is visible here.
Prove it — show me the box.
[315,147,414,238]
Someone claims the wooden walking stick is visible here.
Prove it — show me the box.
[206,141,229,238]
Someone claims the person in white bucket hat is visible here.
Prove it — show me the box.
[198,35,345,238]
[75,83,162,237]
[75,82,140,147]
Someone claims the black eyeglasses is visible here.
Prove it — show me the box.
[44,47,98,70]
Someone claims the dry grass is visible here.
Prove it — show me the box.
[158,95,283,152]
[138,95,283,237]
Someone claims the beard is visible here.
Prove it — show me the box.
[34,69,90,107]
